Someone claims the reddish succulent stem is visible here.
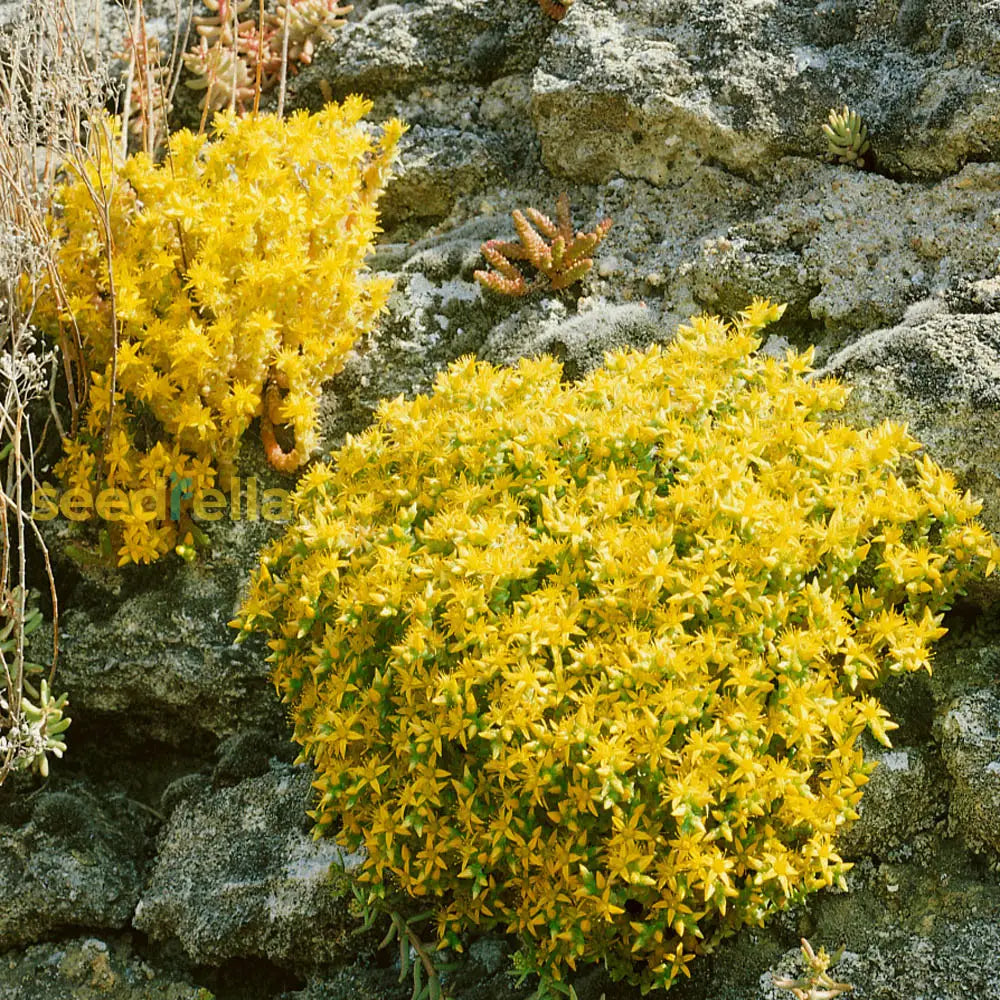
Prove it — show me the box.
[538,0,573,21]
[260,374,302,472]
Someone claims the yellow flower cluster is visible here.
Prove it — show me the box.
[234,301,997,993]
[37,101,404,564]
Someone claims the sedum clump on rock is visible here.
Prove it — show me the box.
[234,300,997,994]
[35,101,403,565]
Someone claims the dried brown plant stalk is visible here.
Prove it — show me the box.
[118,0,195,156]
[475,192,612,296]
[120,3,171,154]
[0,0,114,782]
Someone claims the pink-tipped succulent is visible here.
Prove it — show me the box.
[183,0,353,111]
[183,35,257,112]
[475,192,613,296]
[275,0,353,65]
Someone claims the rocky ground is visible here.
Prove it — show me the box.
[4,1,1000,998]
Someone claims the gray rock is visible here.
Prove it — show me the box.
[379,127,509,226]
[0,935,209,1000]
[936,689,1000,859]
[427,147,1000,358]
[0,0,177,50]
[294,0,548,98]
[281,969,410,1000]
[674,154,1000,345]
[822,308,1000,533]
[531,1,777,186]
[53,515,284,745]
[666,842,1000,1000]
[211,729,292,788]
[134,763,362,970]
[755,919,1000,1000]
[530,0,1000,184]
[314,264,493,445]
[0,782,149,950]
[836,743,948,859]
[481,301,665,377]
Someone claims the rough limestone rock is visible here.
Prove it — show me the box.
[134,763,362,970]
[378,127,509,225]
[531,0,1000,185]
[755,914,1000,1000]
[481,301,665,376]
[836,743,948,859]
[52,516,283,746]
[0,936,209,1000]
[220,0,1000,351]
[936,689,1000,860]
[822,306,1000,533]
[684,161,1000,341]
[0,781,150,950]
[658,841,1000,1000]
[297,0,548,96]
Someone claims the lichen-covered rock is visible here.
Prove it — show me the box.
[0,782,150,950]
[822,306,1000,533]
[836,744,948,859]
[936,689,1000,860]
[480,301,664,376]
[756,915,1000,1000]
[451,160,1000,357]
[531,0,1000,184]
[0,936,210,1000]
[531,1,775,186]
[134,763,362,970]
[281,970,411,1000]
[662,842,1000,1000]
[379,127,509,226]
[682,161,1000,339]
[294,0,548,97]
[53,518,283,745]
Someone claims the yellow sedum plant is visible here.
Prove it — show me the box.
[36,100,404,565]
[234,301,997,993]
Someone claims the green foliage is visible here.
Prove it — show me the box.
[0,588,70,778]
[35,102,403,564]
[18,679,71,778]
[773,938,853,999]
[0,586,44,674]
[234,300,997,993]
[352,884,459,1000]
[823,106,870,167]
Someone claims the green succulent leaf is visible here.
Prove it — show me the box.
[823,105,871,166]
